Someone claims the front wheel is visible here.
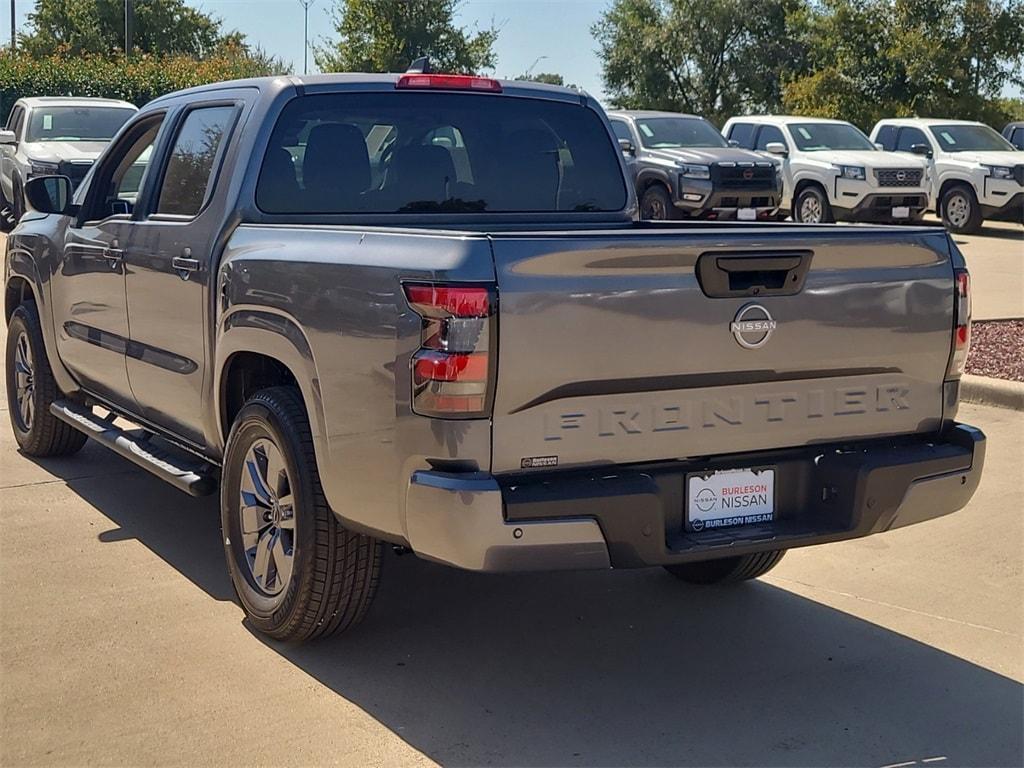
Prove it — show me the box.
[221,386,381,642]
[941,184,983,234]
[5,303,87,457]
[794,186,833,223]
[664,550,786,585]
[640,185,675,220]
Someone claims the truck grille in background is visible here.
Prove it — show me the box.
[874,168,923,187]
[58,161,93,190]
[713,163,776,189]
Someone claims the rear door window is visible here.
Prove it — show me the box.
[610,120,633,143]
[156,105,235,216]
[896,126,928,153]
[874,124,896,151]
[755,125,786,150]
[727,122,755,149]
[256,92,627,214]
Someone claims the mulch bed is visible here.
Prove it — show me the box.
[966,320,1024,382]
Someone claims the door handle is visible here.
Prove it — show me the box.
[172,256,200,279]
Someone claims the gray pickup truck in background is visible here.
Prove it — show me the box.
[5,73,985,643]
[0,97,137,227]
[608,110,782,221]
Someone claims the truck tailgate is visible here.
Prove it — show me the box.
[489,225,954,473]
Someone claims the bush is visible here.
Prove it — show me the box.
[1,48,281,119]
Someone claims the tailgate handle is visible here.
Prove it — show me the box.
[697,250,813,298]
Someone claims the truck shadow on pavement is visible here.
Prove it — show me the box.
[33,446,1024,768]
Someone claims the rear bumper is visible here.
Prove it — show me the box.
[403,424,985,572]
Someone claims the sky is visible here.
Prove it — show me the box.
[5,0,612,99]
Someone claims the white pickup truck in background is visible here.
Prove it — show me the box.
[871,118,1024,233]
[722,115,931,224]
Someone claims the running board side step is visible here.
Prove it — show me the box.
[50,400,218,497]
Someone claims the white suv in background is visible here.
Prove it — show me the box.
[722,115,930,224]
[871,118,1024,233]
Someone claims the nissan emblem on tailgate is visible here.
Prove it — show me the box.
[731,304,776,348]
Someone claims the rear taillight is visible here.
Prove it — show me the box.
[947,269,971,379]
[404,283,495,417]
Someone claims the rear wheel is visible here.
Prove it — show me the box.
[941,184,983,234]
[664,550,786,585]
[5,303,87,457]
[221,386,382,642]
[640,185,675,220]
[794,186,833,223]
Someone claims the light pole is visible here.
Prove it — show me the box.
[123,0,133,56]
[298,0,315,75]
[10,0,15,52]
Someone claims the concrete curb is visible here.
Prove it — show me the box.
[961,374,1024,411]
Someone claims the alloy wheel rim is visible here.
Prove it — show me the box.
[948,194,970,227]
[800,196,822,223]
[13,331,34,431]
[238,438,296,597]
[644,196,666,220]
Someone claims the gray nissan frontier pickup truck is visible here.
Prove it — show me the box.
[4,72,985,642]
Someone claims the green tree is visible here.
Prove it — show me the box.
[514,72,568,86]
[783,0,1024,127]
[20,0,241,58]
[593,0,806,124]
[315,0,498,74]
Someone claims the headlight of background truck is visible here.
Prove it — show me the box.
[836,165,866,180]
[678,164,711,179]
[29,160,60,176]
[982,165,1013,180]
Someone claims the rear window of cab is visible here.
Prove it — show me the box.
[255,92,628,214]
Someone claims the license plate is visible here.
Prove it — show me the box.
[892,206,910,218]
[686,468,775,532]
[737,207,757,221]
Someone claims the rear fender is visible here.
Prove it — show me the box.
[214,308,326,454]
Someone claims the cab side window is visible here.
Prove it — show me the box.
[1008,127,1023,150]
[755,125,786,150]
[8,106,26,139]
[82,115,163,221]
[875,125,896,151]
[156,106,235,216]
[896,127,928,153]
[610,120,633,144]
[727,122,755,149]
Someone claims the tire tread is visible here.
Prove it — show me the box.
[6,303,87,457]
[225,386,380,642]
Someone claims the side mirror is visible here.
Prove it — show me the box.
[25,175,74,215]
[764,141,788,157]
[910,143,933,159]
[727,139,740,148]
[0,130,16,146]
[874,142,885,151]
[618,138,636,156]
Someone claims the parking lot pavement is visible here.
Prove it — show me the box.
[936,219,1023,321]
[1,300,1022,766]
